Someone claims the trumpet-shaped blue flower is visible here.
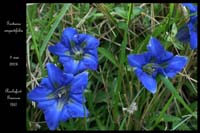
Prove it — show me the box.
[128,37,188,94]
[49,27,100,74]
[176,3,197,49]
[27,63,89,130]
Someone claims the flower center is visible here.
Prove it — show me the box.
[72,47,84,60]
[47,85,71,110]
[67,40,84,60]
[142,63,159,75]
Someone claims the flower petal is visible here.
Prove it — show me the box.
[147,37,165,57]
[46,63,67,88]
[59,105,70,122]
[27,87,53,102]
[40,78,54,90]
[72,33,88,45]
[60,57,86,74]
[188,23,197,49]
[61,27,78,48]
[59,55,73,64]
[164,56,188,78]
[37,99,57,111]
[44,101,62,130]
[127,52,151,68]
[81,54,98,70]
[157,51,174,63]
[46,63,62,86]
[48,42,69,56]
[135,68,157,94]
[189,31,197,50]
[70,71,88,94]
[62,73,74,85]
[70,93,86,104]
[84,49,98,58]
[176,24,190,43]
[81,34,100,50]
[66,101,89,118]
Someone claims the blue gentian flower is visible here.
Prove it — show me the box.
[49,27,100,74]
[176,3,197,49]
[27,63,89,130]
[128,37,188,94]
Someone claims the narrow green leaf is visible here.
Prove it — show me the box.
[117,22,128,31]
[169,3,175,18]
[119,24,128,65]
[114,7,127,19]
[85,90,106,130]
[159,75,196,118]
[119,114,128,130]
[173,40,185,50]
[171,23,177,37]
[39,4,71,58]
[162,114,181,122]
[27,7,44,75]
[98,47,118,67]
[131,7,143,19]
[171,115,192,130]
[127,3,133,26]
[152,23,167,37]
[151,95,174,130]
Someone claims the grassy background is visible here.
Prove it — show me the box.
[26,3,197,130]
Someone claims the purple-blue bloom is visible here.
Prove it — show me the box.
[176,3,197,49]
[128,37,188,94]
[27,63,89,130]
[49,27,100,74]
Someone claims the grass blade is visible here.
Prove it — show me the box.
[159,75,196,118]
[171,115,192,130]
[119,114,128,130]
[119,30,128,65]
[151,95,174,130]
[127,3,133,26]
[27,7,44,74]
[39,4,71,58]
[98,47,118,68]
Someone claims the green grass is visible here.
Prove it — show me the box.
[26,3,197,131]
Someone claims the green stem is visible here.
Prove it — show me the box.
[127,3,133,26]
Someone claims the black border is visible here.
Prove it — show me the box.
[1,1,26,131]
